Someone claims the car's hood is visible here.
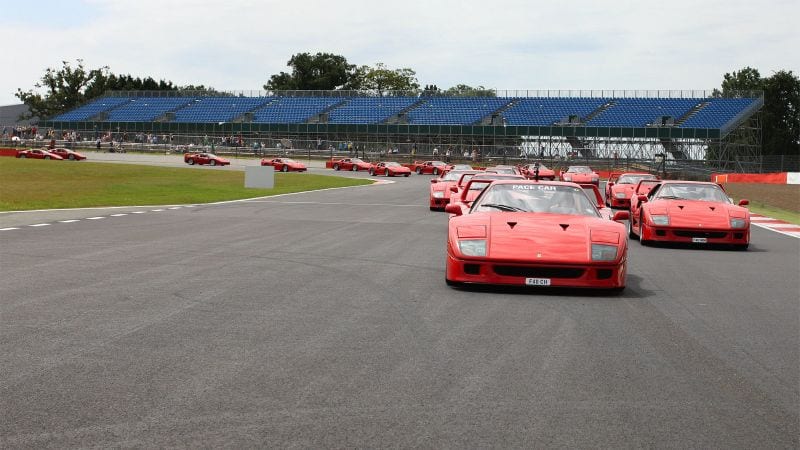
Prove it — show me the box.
[455,213,624,264]
[652,200,745,228]
[432,181,455,193]
[565,173,595,180]
[611,184,636,195]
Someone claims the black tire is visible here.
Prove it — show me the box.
[445,277,463,288]
[68,154,75,160]
[433,168,439,175]
[628,216,638,240]
[430,206,437,211]
[385,169,391,177]
[45,156,51,160]
[639,213,650,246]
[19,154,26,158]
[187,158,195,165]
[352,165,358,172]
[333,164,340,171]
[416,167,422,174]
[282,165,288,172]
[209,160,216,166]
[734,244,749,251]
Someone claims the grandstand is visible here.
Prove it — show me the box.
[42,90,763,171]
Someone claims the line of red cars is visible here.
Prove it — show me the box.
[16,148,87,161]
[437,167,752,292]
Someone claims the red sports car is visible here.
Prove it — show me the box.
[484,165,522,175]
[369,162,411,177]
[444,180,630,290]
[560,166,600,185]
[48,148,87,160]
[605,172,658,208]
[261,157,307,172]
[628,180,750,249]
[332,158,372,172]
[429,170,480,210]
[629,179,662,222]
[580,184,613,220]
[16,149,63,160]
[448,174,526,213]
[520,162,556,180]
[184,153,230,166]
[410,160,452,175]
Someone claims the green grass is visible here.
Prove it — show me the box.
[747,203,800,225]
[0,158,372,211]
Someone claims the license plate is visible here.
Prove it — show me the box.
[692,237,708,243]
[525,278,551,286]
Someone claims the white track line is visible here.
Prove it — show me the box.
[131,211,146,214]
[85,217,105,220]
[29,223,51,227]
[59,219,80,223]
[752,223,800,238]
[247,200,420,207]
[110,213,128,217]
[168,207,182,210]
[151,209,165,212]
[0,227,20,231]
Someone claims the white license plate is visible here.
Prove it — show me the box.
[525,278,551,286]
[692,237,708,243]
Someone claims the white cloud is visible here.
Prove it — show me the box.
[0,0,797,106]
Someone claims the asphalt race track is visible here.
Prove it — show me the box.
[1,167,798,447]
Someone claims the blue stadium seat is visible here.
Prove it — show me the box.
[51,97,132,121]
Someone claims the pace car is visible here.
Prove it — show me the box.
[16,149,63,160]
[332,158,372,172]
[184,153,230,166]
[261,157,307,172]
[560,166,600,185]
[628,180,750,249]
[605,172,658,208]
[444,180,629,290]
[369,162,411,177]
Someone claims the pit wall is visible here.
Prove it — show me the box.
[712,172,800,185]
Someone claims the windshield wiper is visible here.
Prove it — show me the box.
[481,203,526,212]
[658,195,684,200]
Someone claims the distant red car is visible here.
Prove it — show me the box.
[16,149,63,160]
[484,165,522,176]
[410,160,452,175]
[261,157,307,172]
[332,158,372,172]
[48,148,87,161]
[628,180,750,249]
[184,153,230,166]
[520,162,556,180]
[429,170,480,210]
[447,174,526,213]
[560,166,599,185]
[369,162,411,177]
[444,180,630,290]
[605,172,658,208]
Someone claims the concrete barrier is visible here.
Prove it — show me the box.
[0,148,19,157]
[711,172,795,184]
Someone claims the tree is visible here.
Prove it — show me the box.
[715,67,763,97]
[15,59,105,120]
[264,52,355,91]
[444,84,496,97]
[354,63,420,95]
[762,70,800,156]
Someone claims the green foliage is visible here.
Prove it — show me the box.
[356,63,420,95]
[264,52,355,91]
[762,70,800,156]
[444,84,496,97]
[713,67,763,97]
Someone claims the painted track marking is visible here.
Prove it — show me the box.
[59,220,80,223]
[29,223,50,227]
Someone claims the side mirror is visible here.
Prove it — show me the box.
[637,195,648,203]
[430,179,438,184]
[607,182,614,187]
[612,211,630,222]
[444,203,463,216]
[450,186,459,193]
[738,199,749,206]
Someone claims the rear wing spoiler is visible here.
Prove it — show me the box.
[633,179,661,194]
[578,183,604,207]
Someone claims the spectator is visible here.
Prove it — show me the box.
[432,147,439,156]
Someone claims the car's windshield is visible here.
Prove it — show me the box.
[351,158,364,163]
[487,167,517,174]
[205,154,217,158]
[441,171,469,181]
[466,175,524,190]
[618,174,655,184]
[528,163,550,171]
[282,158,296,163]
[473,184,600,217]
[452,164,472,170]
[567,166,591,173]
[384,162,400,167]
[431,161,446,166]
[656,183,730,202]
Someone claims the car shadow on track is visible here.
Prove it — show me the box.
[642,242,765,252]
[447,274,655,299]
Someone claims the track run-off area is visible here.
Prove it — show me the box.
[1,159,798,447]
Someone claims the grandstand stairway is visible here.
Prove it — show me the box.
[154,99,198,122]
[659,138,688,160]
[234,98,279,123]
[307,99,349,124]
[88,100,133,122]
[565,136,594,158]
[385,99,426,124]
[478,99,517,125]
[582,100,616,123]
[673,101,709,126]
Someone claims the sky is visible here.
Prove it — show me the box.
[0,0,797,105]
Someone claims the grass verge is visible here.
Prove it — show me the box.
[0,158,372,211]
[747,204,800,225]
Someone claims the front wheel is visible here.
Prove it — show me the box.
[333,164,340,171]
[209,160,216,166]
[416,167,422,174]
[187,159,195,165]
[369,169,375,175]
[45,156,51,160]
[433,168,439,175]
[639,214,650,246]
[628,216,638,240]
[352,165,358,172]
[404,173,410,177]
[19,154,26,158]
[68,154,75,160]
[282,165,289,172]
